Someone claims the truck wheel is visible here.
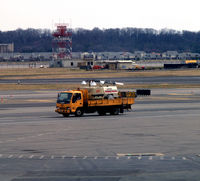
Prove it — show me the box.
[63,113,69,117]
[110,108,120,115]
[97,110,106,116]
[120,107,124,113]
[75,108,84,117]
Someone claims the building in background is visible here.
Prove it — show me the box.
[0,43,14,53]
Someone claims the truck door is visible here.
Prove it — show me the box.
[71,93,83,112]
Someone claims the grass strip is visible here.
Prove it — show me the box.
[1,68,200,80]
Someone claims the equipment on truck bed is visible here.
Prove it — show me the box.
[81,80,122,99]
[55,80,150,117]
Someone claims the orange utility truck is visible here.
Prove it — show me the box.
[55,80,150,117]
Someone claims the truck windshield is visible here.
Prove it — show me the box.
[57,93,72,104]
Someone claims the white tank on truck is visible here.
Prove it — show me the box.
[83,86,118,99]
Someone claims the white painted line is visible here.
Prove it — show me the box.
[8,155,13,158]
[18,155,23,158]
[7,140,15,142]
[40,155,44,159]
[62,155,66,159]
[94,156,98,159]
[171,157,175,160]
[83,156,87,159]
[149,156,153,160]
[182,157,187,160]
[51,155,54,159]
[18,137,25,140]
[137,156,142,160]
[160,156,164,160]
[29,155,34,159]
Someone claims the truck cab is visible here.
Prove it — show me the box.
[56,90,84,117]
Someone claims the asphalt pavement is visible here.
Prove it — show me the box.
[1,88,200,180]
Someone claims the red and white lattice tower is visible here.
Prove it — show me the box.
[52,24,72,61]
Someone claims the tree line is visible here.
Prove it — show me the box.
[0,27,200,53]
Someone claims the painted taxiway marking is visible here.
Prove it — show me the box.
[40,155,44,159]
[29,155,34,159]
[168,93,193,96]
[0,154,197,161]
[8,155,13,158]
[160,156,164,160]
[149,156,153,160]
[7,140,15,142]
[18,155,23,158]
[148,96,191,101]
[182,157,187,160]
[117,153,164,157]
[18,137,25,140]
[26,99,55,103]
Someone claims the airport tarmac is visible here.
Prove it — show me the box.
[0,88,200,180]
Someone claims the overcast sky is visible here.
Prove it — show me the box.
[1,0,200,31]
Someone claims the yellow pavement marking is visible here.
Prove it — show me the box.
[26,99,55,103]
[35,91,58,93]
[168,93,193,96]
[147,96,191,101]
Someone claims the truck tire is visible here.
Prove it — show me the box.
[120,107,124,113]
[110,108,120,115]
[62,113,69,117]
[97,110,106,116]
[75,108,84,117]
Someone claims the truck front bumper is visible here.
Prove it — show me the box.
[55,108,71,114]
